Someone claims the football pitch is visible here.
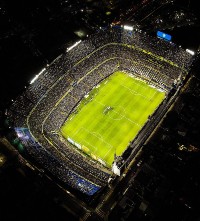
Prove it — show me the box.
[60,71,165,167]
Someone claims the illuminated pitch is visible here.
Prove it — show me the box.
[61,71,165,167]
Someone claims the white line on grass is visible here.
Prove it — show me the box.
[73,127,114,160]
[72,127,98,152]
[102,145,115,162]
[82,127,113,149]
[120,84,150,101]
[94,99,142,128]
[81,128,115,165]
[106,105,124,121]
[149,91,157,101]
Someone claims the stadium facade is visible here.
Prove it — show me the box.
[6,26,194,198]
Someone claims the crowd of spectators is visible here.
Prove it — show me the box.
[7,26,193,196]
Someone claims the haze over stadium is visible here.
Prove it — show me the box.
[6,25,193,198]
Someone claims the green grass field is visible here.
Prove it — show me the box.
[60,71,165,167]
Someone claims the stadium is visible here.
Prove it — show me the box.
[6,26,193,198]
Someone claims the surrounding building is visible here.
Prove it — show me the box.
[1,0,200,220]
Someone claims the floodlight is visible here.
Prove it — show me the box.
[67,40,81,52]
[123,25,133,31]
[186,49,195,55]
[30,68,46,84]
